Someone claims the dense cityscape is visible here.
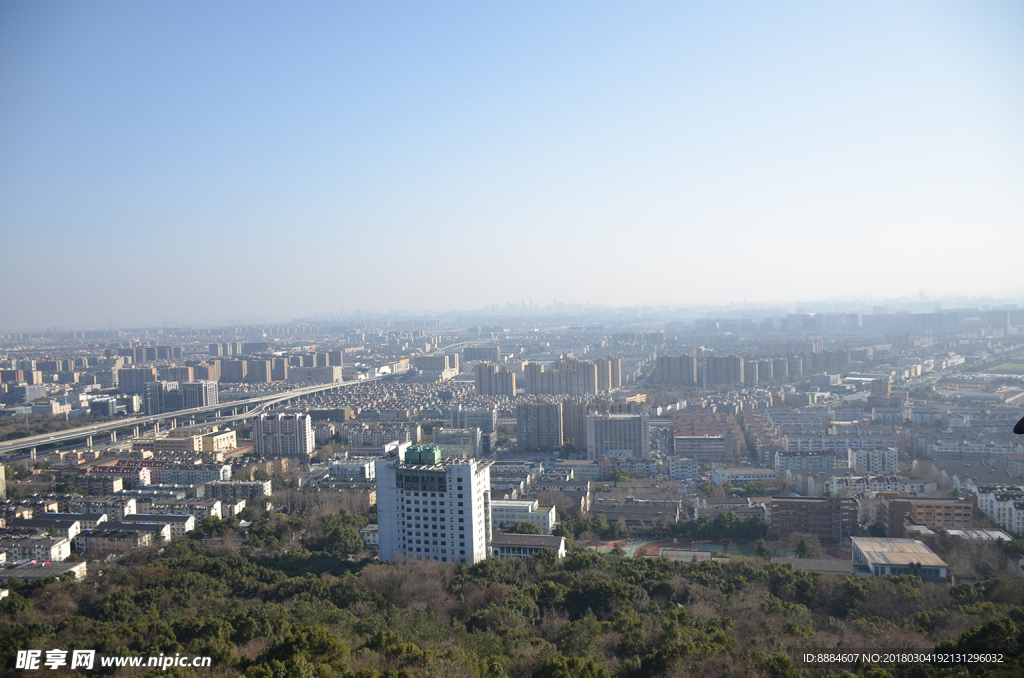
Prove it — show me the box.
[4,2,1024,677]
[2,298,1024,676]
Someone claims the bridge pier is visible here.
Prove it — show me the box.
[153,422,160,435]
[110,431,117,443]
[86,436,93,447]
[232,408,238,416]
[29,447,36,460]
[170,418,177,429]
[134,426,140,438]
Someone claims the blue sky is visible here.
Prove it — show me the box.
[2,2,1022,329]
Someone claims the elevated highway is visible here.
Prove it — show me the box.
[0,375,389,459]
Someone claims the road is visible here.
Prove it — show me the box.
[0,374,389,457]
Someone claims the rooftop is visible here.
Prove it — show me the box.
[851,537,948,567]
[491,533,564,548]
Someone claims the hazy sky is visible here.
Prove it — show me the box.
[2,2,1023,330]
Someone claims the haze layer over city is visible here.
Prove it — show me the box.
[3,3,1024,678]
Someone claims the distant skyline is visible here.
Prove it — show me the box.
[2,2,1022,331]
[6,286,1024,332]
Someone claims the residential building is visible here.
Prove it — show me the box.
[654,355,697,386]
[67,497,137,522]
[475,363,516,397]
[517,401,564,452]
[848,447,898,474]
[253,411,315,457]
[667,457,700,481]
[706,355,744,386]
[711,467,776,486]
[0,535,72,562]
[121,514,196,539]
[118,367,158,395]
[458,408,498,455]
[775,450,836,475]
[147,498,223,520]
[204,480,272,504]
[360,524,379,548]
[0,560,87,583]
[287,366,343,384]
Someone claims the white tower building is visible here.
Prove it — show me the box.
[375,445,492,565]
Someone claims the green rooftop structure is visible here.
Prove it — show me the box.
[405,445,441,465]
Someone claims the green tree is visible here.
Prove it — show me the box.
[609,469,635,482]
[755,539,772,560]
[795,537,816,558]
[533,656,611,678]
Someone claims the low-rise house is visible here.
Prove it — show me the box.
[490,533,565,560]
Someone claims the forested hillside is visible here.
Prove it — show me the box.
[3,513,1024,678]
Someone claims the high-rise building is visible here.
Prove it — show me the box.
[706,355,744,386]
[375,447,492,565]
[245,360,272,384]
[586,412,650,461]
[193,363,221,382]
[561,398,591,450]
[654,355,697,386]
[459,408,498,455]
[463,346,502,362]
[594,358,612,392]
[772,358,789,380]
[608,356,621,389]
[516,401,563,452]
[160,366,194,383]
[524,362,544,394]
[220,360,247,383]
[253,411,315,458]
[271,358,289,381]
[475,363,497,395]
[182,381,219,409]
[144,381,179,415]
[118,367,159,395]
[475,363,515,396]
